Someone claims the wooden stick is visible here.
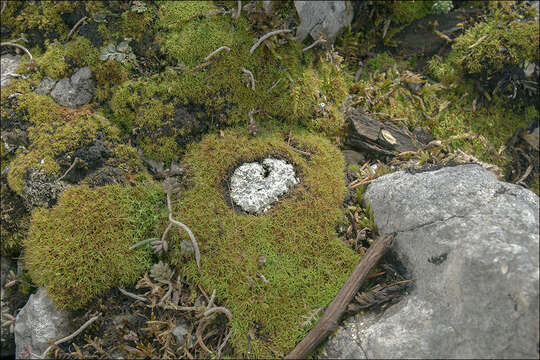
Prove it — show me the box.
[250,29,292,54]
[285,233,394,359]
[1,42,33,61]
[204,46,230,61]
[66,16,87,41]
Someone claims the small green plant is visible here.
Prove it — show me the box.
[131,1,148,13]
[432,1,454,15]
[99,40,136,64]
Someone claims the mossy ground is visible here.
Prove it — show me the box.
[1,1,539,356]
[24,182,165,310]
[165,127,360,357]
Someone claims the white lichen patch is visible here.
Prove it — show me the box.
[230,158,299,214]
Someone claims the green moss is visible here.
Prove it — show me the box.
[157,1,217,30]
[24,183,164,310]
[167,128,360,357]
[428,15,539,83]
[1,1,78,42]
[37,37,100,79]
[388,0,434,25]
[109,7,350,159]
[120,7,156,40]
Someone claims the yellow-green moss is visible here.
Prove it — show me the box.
[167,127,360,357]
[428,14,539,83]
[388,0,434,25]
[109,6,350,161]
[7,106,120,194]
[352,61,532,169]
[157,1,217,30]
[37,37,100,79]
[24,183,164,310]
[1,1,78,41]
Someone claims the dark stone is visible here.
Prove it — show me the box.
[413,127,436,145]
[173,104,206,148]
[50,67,95,108]
[342,150,366,166]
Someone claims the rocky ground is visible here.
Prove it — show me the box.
[1,1,539,359]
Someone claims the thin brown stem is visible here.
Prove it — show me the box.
[285,234,394,359]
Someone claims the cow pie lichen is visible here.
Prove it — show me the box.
[166,127,361,357]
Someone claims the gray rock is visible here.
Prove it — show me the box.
[230,158,298,214]
[1,54,21,88]
[50,67,95,108]
[14,287,73,359]
[172,320,190,345]
[294,1,353,44]
[324,164,539,359]
[35,77,57,95]
[21,169,67,210]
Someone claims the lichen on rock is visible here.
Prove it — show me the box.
[230,158,299,214]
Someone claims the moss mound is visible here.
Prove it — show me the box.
[427,13,539,85]
[167,127,360,357]
[24,182,164,310]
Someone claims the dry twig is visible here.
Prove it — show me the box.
[204,46,231,61]
[56,157,81,182]
[302,37,327,52]
[66,16,87,41]
[250,29,292,54]
[1,42,33,61]
[234,0,241,19]
[285,234,394,359]
[39,314,101,359]
[118,287,147,302]
[242,67,255,90]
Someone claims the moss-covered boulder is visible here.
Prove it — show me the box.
[167,127,360,357]
[24,182,164,310]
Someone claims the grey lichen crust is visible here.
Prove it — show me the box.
[230,158,299,214]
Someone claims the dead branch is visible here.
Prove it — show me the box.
[1,42,33,61]
[163,179,201,268]
[203,306,232,322]
[242,67,255,90]
[1,1,6,16]
[285,234,395,359]
[40,314,101,359]
[234,0,241,19]
[56,157,80,182]
[250,29,292,54]
[204,46,231,61]
[302,37,327,52]
[186,61,210,74]
[66,16,87,41]
[266,78,281,94]
[118,287,147,302]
